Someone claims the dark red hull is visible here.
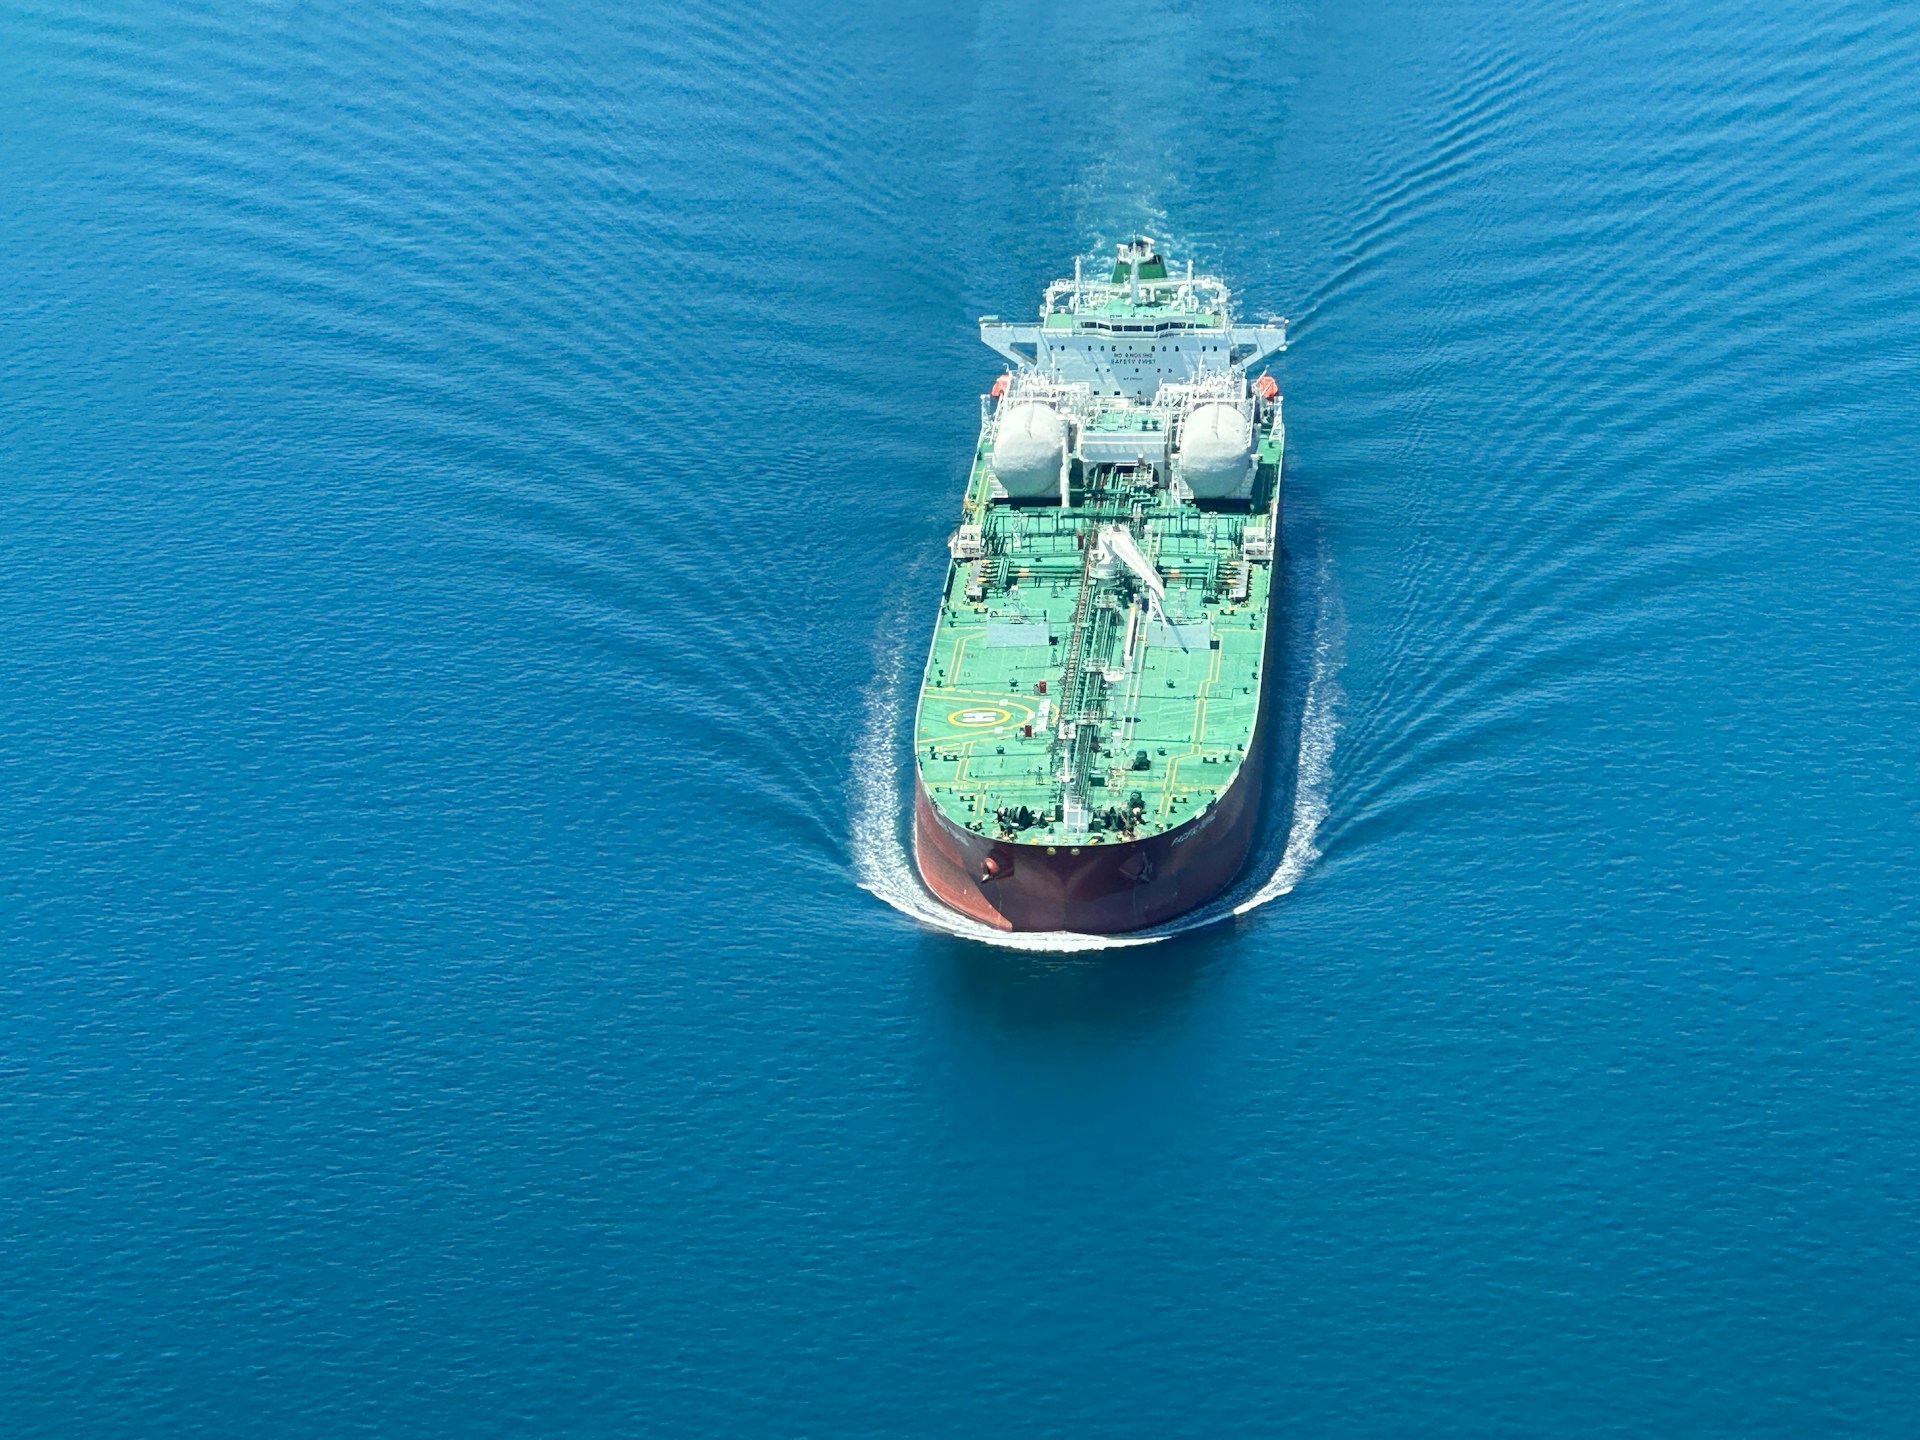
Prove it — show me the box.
[912,677,1273,935]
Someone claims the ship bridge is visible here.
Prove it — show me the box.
[979,238,1286,401]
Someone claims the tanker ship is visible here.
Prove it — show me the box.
[913,239,1287,933]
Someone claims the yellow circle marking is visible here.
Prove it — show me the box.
[948,706,1011,728]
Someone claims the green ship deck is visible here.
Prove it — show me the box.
[915,428,1282,848]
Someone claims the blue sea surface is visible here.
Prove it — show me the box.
[5,1,1920,1434]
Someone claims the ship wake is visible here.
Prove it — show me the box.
[848,538,1343,952]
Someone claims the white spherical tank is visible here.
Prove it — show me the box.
[990,402,1068,498]
[1177,402,1255,498]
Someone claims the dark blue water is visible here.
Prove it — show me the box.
[7,0,1920,1433]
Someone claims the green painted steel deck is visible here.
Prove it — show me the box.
[915,429,1283,847]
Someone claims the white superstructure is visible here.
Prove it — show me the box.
[979,237,1286,401]
[974,239,1285,506]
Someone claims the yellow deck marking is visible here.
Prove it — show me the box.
[1162,644,1229,821]
[947,631,976,679]
[947,706,1012,728]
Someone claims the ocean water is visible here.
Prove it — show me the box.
[5,0,1920,1433]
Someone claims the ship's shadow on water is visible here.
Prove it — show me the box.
[927,934,1215,1032]
[849,473,1342,957]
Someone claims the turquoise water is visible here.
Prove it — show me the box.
[6,0,1920,1433]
